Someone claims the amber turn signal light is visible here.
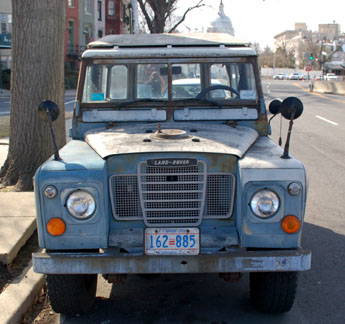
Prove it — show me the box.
[47,217,66,236]
[281,215,301,234]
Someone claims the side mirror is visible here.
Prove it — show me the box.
[38,100,60,122]
[268,99,282,115]
[280,97,303,120]
[38,100,61,160]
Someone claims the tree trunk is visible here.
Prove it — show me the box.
[0,0,66,191]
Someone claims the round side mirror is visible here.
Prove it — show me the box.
[38,100,60,122]
[268,99,282,115]
[280,97,303,120]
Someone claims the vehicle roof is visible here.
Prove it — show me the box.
[87,33,250,49]
[83,33,256,59]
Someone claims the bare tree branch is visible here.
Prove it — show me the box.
[138,0,206,34]
[137,0,153,33]
[168,0,205,33]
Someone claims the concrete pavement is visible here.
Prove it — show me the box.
[0,139,45,324]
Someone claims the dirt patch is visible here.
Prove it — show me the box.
[0,116,10,139]
[21,287,59,324]
[0,231,39,294]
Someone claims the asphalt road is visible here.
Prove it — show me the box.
[0,96,76,116]
[38,80,345,324]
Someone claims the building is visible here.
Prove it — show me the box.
[319,23,340,41]
[65,0,136,70]
[65,0,80,70]
[207,0,234,36]
[95,0,106,39]
[274,22,344,70]
[0,0,11,69]
[105,0,133,35]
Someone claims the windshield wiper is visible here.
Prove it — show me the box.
[115,99,166,108]
[174,98,222,108]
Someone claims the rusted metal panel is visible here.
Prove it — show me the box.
[33,250,311,274]
[85,123,258,158]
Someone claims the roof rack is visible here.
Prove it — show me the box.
[87,33,249,49]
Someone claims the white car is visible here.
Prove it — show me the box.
[288,72,304,80]
[170,78,228,99]
[273,73,288,80]
[325,73,337,81]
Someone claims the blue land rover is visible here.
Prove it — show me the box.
[33,33,311,315]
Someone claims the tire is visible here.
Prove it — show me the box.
[250,271,298,313]
[46,274,97,315]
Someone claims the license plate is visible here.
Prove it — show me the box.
[145,228,200,255]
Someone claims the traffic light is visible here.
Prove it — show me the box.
[309,53,313,60]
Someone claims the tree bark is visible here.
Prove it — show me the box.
[0,0,66,191]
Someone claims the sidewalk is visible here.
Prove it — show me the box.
[0,142,45,324]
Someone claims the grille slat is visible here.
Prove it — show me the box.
[138,161,206,226]
[109,159,235,225]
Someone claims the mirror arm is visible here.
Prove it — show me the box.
[280,109,296,159]
[46,110,61,161]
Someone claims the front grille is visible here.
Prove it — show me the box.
[109,175,141,220]
[205,174,235,218]
[109,160,236,226]
[138,161,207,226]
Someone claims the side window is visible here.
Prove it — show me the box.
[82,65,108,102]
[109,65,128,100]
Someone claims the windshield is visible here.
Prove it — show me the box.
[82,62,257,103]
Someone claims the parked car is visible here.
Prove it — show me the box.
[169,78,228,99]
[315,75,324,80]
[288,72,304,80]
[325,73,337,81]
[273,73,288,80]
[33,33,310,316]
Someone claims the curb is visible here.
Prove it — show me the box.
[0,263,45,324]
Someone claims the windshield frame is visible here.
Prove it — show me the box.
[78,56,262,108]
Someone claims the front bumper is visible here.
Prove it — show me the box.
[33,249,311,274]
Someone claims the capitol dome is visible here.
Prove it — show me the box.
[207,1,235,36]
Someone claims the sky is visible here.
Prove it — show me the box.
[178,0,345,49]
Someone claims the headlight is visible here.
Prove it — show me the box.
[44,185,57,199]
[66,190,96,219]
[250,189,280,218]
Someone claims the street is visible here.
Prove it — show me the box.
[31,80,345,324]
[0,96,76,117]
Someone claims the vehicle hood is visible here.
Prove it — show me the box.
[84,123,258,158]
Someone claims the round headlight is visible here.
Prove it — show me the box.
[66,190,96,219]
[250,189,280,218]
[288,182,302,196]
[44,185,57,199]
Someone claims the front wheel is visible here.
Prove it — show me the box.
[46,274,97,315]
[250,272,298,313]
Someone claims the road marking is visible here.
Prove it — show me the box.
[315,115,338,126]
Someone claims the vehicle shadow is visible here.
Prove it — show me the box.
[60,222,345,324]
